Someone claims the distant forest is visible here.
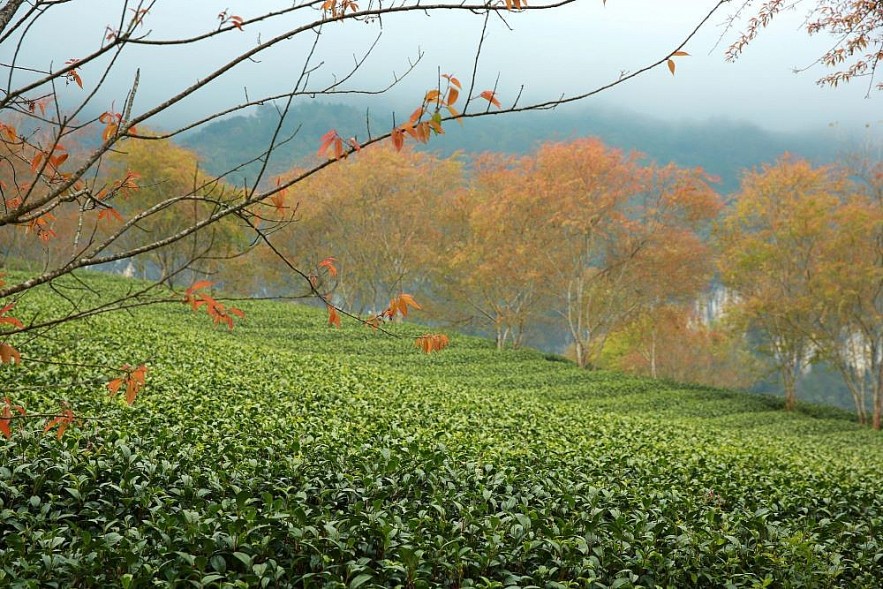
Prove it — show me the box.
[175,101,878,413]
[180,101,863,194]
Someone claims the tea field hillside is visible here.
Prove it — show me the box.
[2,273,883,588]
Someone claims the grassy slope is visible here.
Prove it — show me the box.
[1,273,882,588]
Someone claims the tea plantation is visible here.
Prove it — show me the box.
[2,274,882,588]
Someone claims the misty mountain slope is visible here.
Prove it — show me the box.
[181,101,854,192]
[179,102,383,187]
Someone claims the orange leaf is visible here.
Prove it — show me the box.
[0,303,23,329]
[672,50,689,57]
[414,122,430,144]
[667,59,676,75]
[0,398,25,439]
[0,124,16,142]
[30,151,44,173]
[126,364,147,404]
[50,152,69,168]
[319,256,338,278]
[186,280,213,297]
[414,333,450,354]
[408,106,424,125]
[442,74,461,89]
[43,408,75,440]
[106,377,124,395]
[480,90,501,108]
[0,342,20,364]
[102,123,118,142]
[446,104,462,124]
[108,364,148,405]
[97,207,123,222]
[391,128,405,152]
[446,86,459,106]
[317,129,338,158]
[398,293,422,314]
[424,89,441,105]
[327,305,341,328]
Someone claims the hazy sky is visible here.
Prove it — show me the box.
[8,1,882,136]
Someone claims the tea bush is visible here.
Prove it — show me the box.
[1,273,882,587]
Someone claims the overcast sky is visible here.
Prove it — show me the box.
[8,1,882,136]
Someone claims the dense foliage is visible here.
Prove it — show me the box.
[2,273,882,587]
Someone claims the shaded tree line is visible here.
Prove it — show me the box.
[6,132,880,425]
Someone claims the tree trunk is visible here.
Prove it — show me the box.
[575,340,587,369]
[649,333,658,379]
[874,360,883,430]
[782,362,797,411]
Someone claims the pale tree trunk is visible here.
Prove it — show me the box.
[831,336,869,426]
[575,339,587,369]
[649,330,658,379]
[838,366,868,426]
[781,359,798,412]
[873,352,882,430]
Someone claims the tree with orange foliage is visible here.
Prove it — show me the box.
[530,139,720,369]
[438,153,553,349]
[717,157,845,412]
[810,163,883,427]
[270,145,462,314]
[718,154,883,425]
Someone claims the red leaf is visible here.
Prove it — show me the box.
[319,256,338,278]
[0,343,20,364]
[43,408,75,440]
[414,333,450,354]
[0,303,23,329]
[106,377,124,395]
[186,280,213,298]
[0,398,25,439]
[108,364,148,405]
[317,129,338,158]
[327,305,341,328]
[480,90,501,108]
[391,128,405,152]
[97,207,123,222]
[30,152,44,173]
